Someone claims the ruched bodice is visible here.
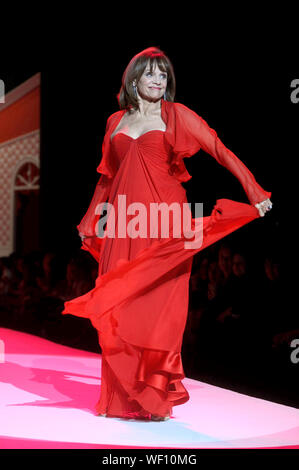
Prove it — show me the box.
[110,129,186,201]
[99,129,188,277]
[111,130,170,177]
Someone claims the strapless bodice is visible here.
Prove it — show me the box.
[110,130,170,165]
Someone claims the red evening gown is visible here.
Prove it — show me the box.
[62,98,271,420]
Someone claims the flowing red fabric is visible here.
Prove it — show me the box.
[62,99,271,419]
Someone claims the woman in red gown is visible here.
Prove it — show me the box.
[62,47,272,421]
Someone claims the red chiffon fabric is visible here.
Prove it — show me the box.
[62,99,271,420]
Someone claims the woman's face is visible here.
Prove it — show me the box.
[135,60,167,102]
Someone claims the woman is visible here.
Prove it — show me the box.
[62,47,272,421]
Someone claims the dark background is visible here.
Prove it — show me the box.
[0,42,297,407]
[37,53,291,276]
[1,55,293,259]
[0,52,296,331]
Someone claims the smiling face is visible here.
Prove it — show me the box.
[134,60,168,102]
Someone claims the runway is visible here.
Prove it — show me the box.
[0,328,298,449]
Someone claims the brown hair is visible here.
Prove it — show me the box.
[117,47,176,111]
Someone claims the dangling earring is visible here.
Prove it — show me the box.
[133,83,137,98]
[163,92,167,100]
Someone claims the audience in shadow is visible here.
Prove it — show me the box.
[0,234,296,401]
[182,239,296,400]
[0,250,99,352]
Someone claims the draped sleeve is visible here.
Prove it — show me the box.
[96,110,124,178]
[164,101,271,206]
[76,111,122,262]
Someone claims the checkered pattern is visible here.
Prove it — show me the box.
[0,131,40,257]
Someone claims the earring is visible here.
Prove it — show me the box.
[133,83,137,97]
[163,92,167,100]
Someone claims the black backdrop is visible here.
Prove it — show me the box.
[0,39,298,418]
[1,43,295,287]
[38,50,293,267]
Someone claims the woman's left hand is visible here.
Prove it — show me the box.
[255,198,273,217]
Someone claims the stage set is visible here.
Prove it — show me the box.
[0,63,297,453]
[0,328,298,449]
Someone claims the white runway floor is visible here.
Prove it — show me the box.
[0,328,298,449]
